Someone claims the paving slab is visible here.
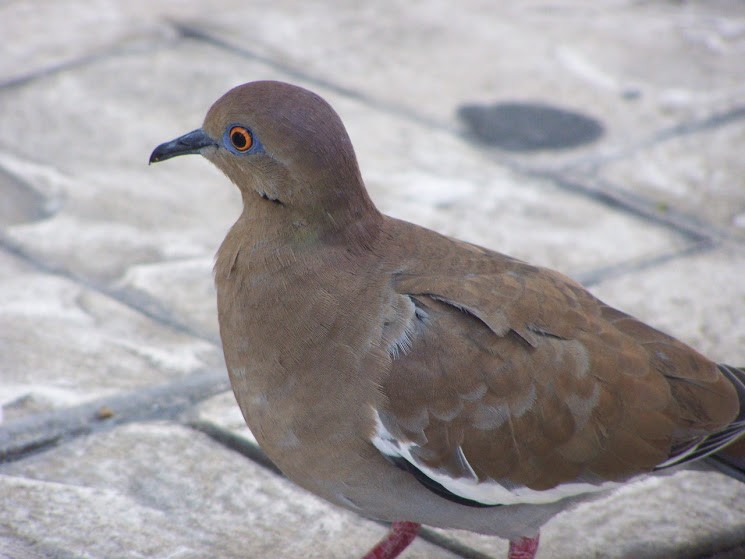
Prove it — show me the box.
[0,422,459,559]
[197,391,255,444]
[120,257,221,342]
[591,118,745,239]
[0,247,221,422]
[0,0,176,86]
[0,50,240,284]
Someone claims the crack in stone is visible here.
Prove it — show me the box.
[0,370,229,463]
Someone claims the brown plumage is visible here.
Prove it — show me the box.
[150,80,745,559]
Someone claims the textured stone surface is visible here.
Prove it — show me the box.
[0,423,459,559]
[596,120,745,239]
[0,249,221,421]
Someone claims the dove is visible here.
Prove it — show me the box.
[150,80,745,559]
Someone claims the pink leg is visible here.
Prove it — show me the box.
[508,533,540,559]
[362,521,421,559]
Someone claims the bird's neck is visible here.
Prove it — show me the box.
[214,191,384,285]
[241,183,382,248]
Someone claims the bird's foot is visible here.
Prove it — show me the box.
[508,533,540,559]
[362,521,421,559]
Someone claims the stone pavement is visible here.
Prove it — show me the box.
[1,1,745,557]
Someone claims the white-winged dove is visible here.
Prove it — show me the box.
[150,81,745,559]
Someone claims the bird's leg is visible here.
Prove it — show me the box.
[362,521,421,559]
[508,533,540,559]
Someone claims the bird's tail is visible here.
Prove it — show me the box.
[656,364,745,474]
[705,364,745,482]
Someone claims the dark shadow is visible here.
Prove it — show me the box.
[457,101,604,151]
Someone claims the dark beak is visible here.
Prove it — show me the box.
[149,128,217,164]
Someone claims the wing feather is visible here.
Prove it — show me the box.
[372,222,740,505]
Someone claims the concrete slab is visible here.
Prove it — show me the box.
[0,0,175,85]
[119,257,221,342]
[197,391,255,444]
[0,422,460,559]
[595,119,745,239]
[0,247,220,421]
[0,44,242,283]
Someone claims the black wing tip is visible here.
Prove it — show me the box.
[657,364,745,471]
[386,455,500,509]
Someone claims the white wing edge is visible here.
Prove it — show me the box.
[370,408,629,506]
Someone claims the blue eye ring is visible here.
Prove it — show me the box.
[223,124,263,155]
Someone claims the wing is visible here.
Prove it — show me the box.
[371,222,739,506]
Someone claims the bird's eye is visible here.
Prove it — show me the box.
[229,126,253,152]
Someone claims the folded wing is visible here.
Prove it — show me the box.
[372,223,740,506]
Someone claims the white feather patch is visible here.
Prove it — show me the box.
[383,295,420,359]
[371,410,625,505]
[389,321,416,358]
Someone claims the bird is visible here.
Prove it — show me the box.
[149,80,745,559]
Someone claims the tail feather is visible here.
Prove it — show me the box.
[707,450,745,484]
[707,365,745,481]
[719,364,745,423]
[657,364,745,471]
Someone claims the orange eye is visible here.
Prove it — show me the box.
[229,126,253,152]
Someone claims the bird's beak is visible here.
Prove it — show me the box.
[149,128,217,164]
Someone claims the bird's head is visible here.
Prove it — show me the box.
[150,80,378,234]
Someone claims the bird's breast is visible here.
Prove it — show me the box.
[214,239,392,491]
